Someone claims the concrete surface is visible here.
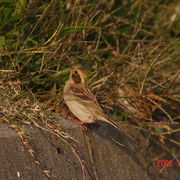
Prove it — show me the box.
[0,117,179,180]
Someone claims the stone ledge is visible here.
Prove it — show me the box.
[0,119,178,180]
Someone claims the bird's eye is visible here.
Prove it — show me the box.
[72,70,81,83]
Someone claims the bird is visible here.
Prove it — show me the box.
[63,68,134,141]
[117,84,165,120]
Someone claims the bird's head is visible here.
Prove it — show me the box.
[70,68,88,84]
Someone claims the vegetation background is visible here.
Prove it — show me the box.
[0,0,179,174]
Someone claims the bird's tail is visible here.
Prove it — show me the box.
[101,117,135,142]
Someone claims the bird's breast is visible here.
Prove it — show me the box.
[64,94,95,123]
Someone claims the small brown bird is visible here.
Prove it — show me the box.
[117,84,165,120]
[63,68,134,140]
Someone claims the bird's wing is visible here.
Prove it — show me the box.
[70,85,135,141]
[70,85,107,116]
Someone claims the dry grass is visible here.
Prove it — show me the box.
[0,0,180,176]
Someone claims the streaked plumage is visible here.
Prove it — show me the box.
[63,68,134,140]
[117,84,165,120]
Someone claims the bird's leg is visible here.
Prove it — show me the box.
[70,118,88,130]
[71,117,99,131]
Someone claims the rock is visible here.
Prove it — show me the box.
[0,118,179,180]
